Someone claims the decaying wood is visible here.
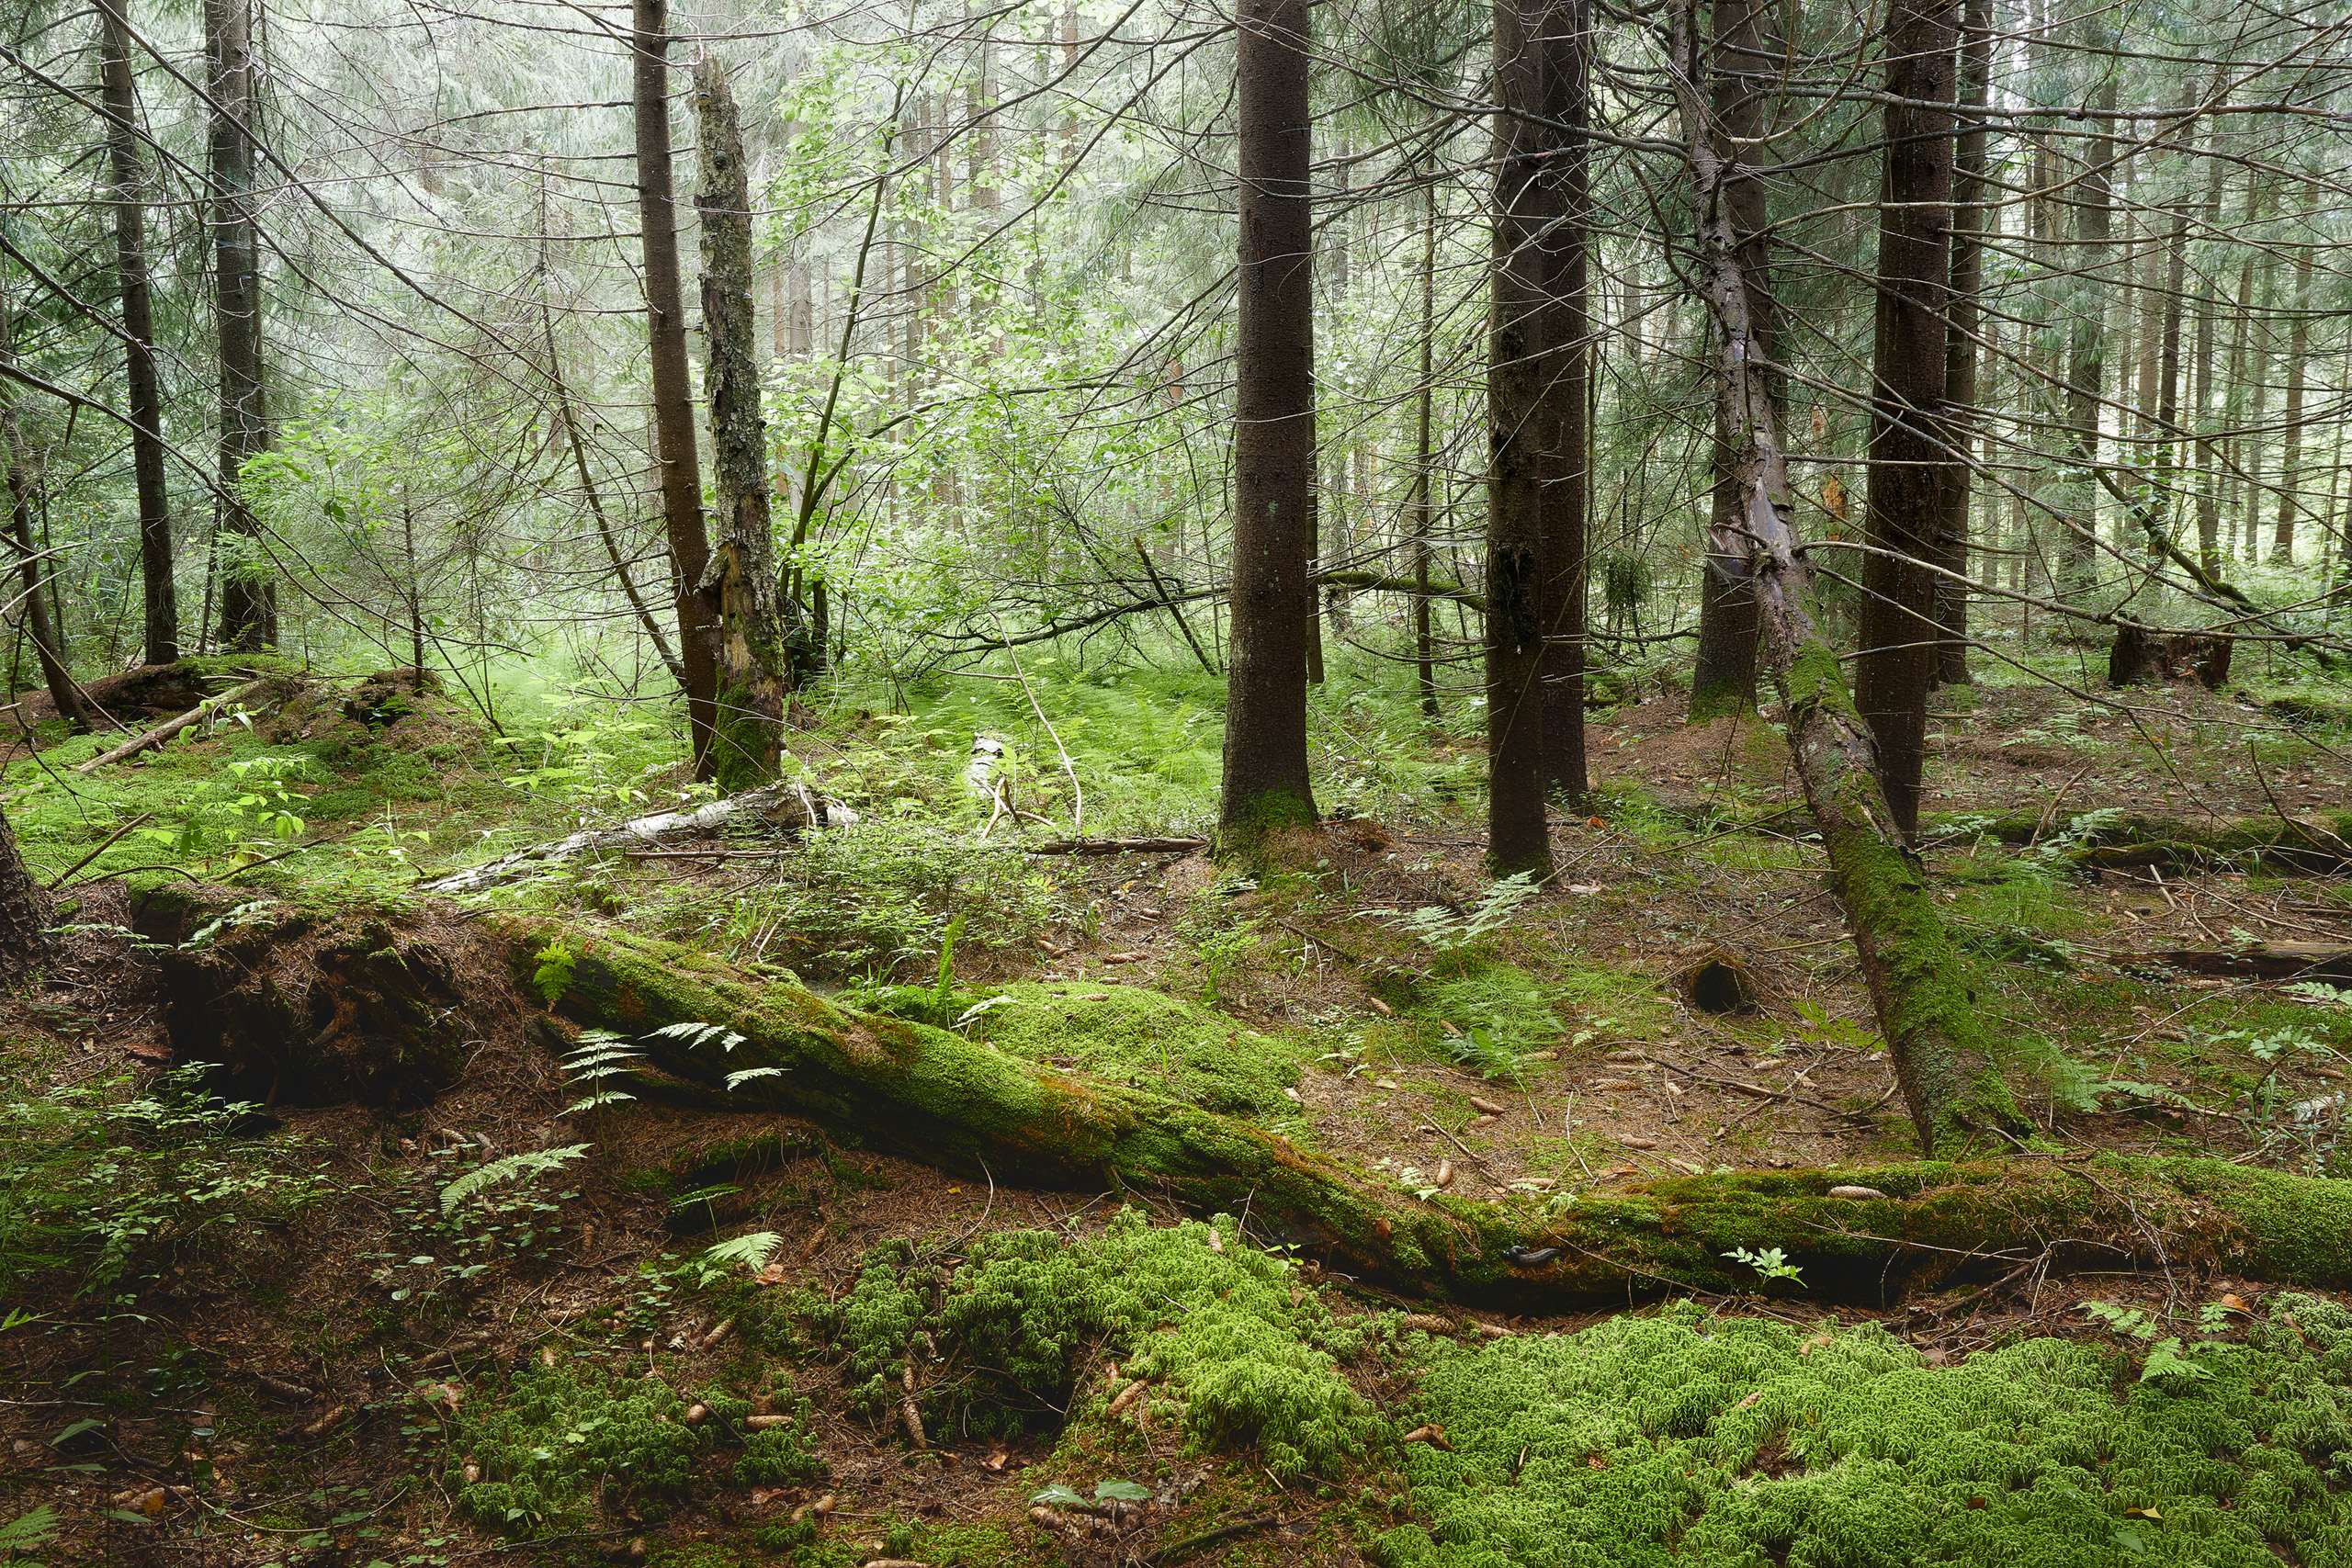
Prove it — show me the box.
[2145,942,2352,982]
[1026,837,1209,856]
[421,782,856,894]
[1669,0,2012,1153]
[1955,808,2352,873]
[73,679,264,773]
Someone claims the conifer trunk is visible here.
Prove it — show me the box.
[205,0,274,652]
[2059,69,2115,601]
[0,299,92,731]
[692,55,790,789]
[1929,0,1987,689]
[1670,0,2008,1154]
[1687,0,1777,724]
[1221,0,1318,837]
[98,0,176,667]
[1852,0,1956,840]
[633,0,718,776]
[0,804,45,985]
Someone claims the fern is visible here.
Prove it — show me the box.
[650,1020,748,1054]
[0,1505,61,1551]
[562,1029,645,1115]
[440,1145,590,1216]
[702,1230,784,1275]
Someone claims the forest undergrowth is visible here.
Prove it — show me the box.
[9,638,2352,1564]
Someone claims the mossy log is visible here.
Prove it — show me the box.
[512,921,2352,1306]
[1951,809,2352,873]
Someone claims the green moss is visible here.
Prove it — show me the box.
[1382,1295,2352,1568]
[799,1210,1374,1478]
[446,1362,710,1537]
[980,982,1311,1116]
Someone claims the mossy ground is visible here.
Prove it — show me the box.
[1382,1294,2352,1568]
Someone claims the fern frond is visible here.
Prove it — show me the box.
[439,1144,590,1215]
[0,1504,61,1550]
[701,1230,783,1274]
[724,1067,786,1091]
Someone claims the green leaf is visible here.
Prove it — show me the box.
[438,1145,591,1214]
[1094,1479,1151,1502]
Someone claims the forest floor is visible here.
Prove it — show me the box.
[7,652,2352,1567]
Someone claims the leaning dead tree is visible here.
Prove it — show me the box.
[1669,0,2009,1154]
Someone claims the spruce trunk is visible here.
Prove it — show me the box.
[204,0,274,652]
[1221,0,1317,837]
[1669,0,2010,1154]
[692,55,790,789]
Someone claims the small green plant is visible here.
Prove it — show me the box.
[1723,1246,1804,1285]
[531,941,576,1004]
[1031,1478,1151,1511]
[0,1504,60,1557]
[438,1145,590,1215]
[1385,871,1540,953]
[560,1030,643,1114]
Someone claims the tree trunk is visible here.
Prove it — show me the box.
[1413,179,1439,720]
[1852,0,1955,840]
[1537,0,1591,808]
[1686,0,1778,724]
[1484,0,1578,876]
[1929,0,1987,689]
[633,0,718,777]
[0,297,93,731]
[1220,0,1317,838]
[98,0,176,667]
[692,55,791,791]
[205,0,274,653]
[2271,241,2313,564]
[1670,0,2009,1154]
[0,803,46,985]
[2058,71,2114,602]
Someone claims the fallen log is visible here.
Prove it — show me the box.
[1942,809,2352,874]
[508,919,2352,1305]
[420,781,857,895]
[1027,837,1208,856]
[2142,942,2352,983]
[73,679,264,773]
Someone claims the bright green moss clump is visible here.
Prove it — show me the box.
[807,1209,1371,1478]
[980,984,1311,1117]
[447,1363,733,1537]
[1380,1296,2352,1568]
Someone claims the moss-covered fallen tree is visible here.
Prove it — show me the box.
[1948,808,2352,874]
[510,920,2352,1307]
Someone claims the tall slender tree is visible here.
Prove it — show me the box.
[1,293,94,730]
[1537,0,1591,808]
[1220,0,1317,837]
[633,0,718,775]
[1929,0,1989,688]
[1852,0,1956,839]
[206,0,274,651]
[694,54,791,789]
[1687,0,1777,722]
[1487,0,1583,873]
[2058,64,2116,600]
[97,0,175,666]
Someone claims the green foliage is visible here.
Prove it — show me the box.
[1379,1296,2352,1568]
[0,1504,60,1556]
[447,1362,706,1537]
[1722,1246,1804,1285]
[1418,964,1561,1080]
[1385,872,1540,954]
[798,1210,1372,1478]
[437,1144,590,1216]
[0,1062,321,1294]
[531,940,575,1004]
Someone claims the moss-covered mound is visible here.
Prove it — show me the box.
[794,1209,1374,1478]
[1379,1296,2352,1568]
[978,982,1312,1116]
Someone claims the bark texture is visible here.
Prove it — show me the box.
[1851,0,1955,841]
[1485,0,1581,874]
[693,55,791,791]
[1670,0,2007,1154]
[205,0,274,652]
[633,0,718,776]
[0,804,47,985]
[1221,0,1318,839]
[1535,0,1590,808]
[0,300,93,731]
[1929,0,1987,689]
[1686,0,1778,724]
[98,0,176,666]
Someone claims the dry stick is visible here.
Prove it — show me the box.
[73,680,262,773]
[2032,761,2099,843]
[1146,1515,1281,1567]
[999,638,1082,837]
[43,810,150,888]
[1133,537,1220,675]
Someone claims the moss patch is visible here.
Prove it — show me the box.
[1380,1294,2352,1568]
[978,982,1312,1116]
[799,1210,1374,1478]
